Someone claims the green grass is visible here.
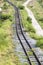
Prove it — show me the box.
[27,51,33,56]
[37,0,43,7]
[0,1,22,65]
[29,32,43,40]
[0,19,21,65]
[20,7,43,49]
[36,38,43,49]
[20,9,35,33]
[27,0,43,49]
[12,0,43,49]
[10,0,26,6]
[28,0,43,29]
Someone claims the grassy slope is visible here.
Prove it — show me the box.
[20,8,43,49]
[28,0,43,29]
[0,1,22,65]
[10,0,26,6]
[15,0,43,49]
[20,9,35,33]
[5,0,43,50]
[27,0,43,49]
[10,0,43,49]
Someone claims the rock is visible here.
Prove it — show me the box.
[0,8,2,12]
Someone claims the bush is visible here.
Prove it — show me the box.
[0,13,11,20]
[0,20,3,27]
[36,39,43,48]
[3,3,8,9]
[27,17,32,23]
[38,18,43,21]
[29,32,42,40]
[26,23,35,33]
[9,15,13,21]
[18,5,24,9]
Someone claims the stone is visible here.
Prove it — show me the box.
[0,8,2,12]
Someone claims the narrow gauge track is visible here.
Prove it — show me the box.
[7,0,42,65]
[15,8,41,65]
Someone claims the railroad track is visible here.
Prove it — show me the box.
[15,8,42,65]
[7,0,42,65]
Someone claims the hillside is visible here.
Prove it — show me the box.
[0,0,22,65]
[0,0,43,65]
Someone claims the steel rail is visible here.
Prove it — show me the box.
[16,9,41,65]
[6,0,41,65]
[15,9,32,65]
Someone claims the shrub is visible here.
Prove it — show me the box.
[18,5,24,9]
[36,39,43,48]
[9,15,13,21]
[27,17,32,23]
[38,18,43,21]
[3,3,8,9]
[0,13,11,20]
[29,32,42,40]
[26,23,35,33]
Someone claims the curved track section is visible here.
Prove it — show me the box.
[15,7,41,65]
[6,0,42,65]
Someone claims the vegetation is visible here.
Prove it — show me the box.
[20,4,43,49]
[27,51,33,56]
[0,13,11,20]
[18,5,24,9]
[27,0,43,49]
[36,38,43,48]
[0,0,22,65]
[11,0,43,49]
[37,0,43,7]
[10,0,26,6]
[0,0,43,65]
[20,9,35,33]
[3,3,8,9]
[28,0,43,29]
